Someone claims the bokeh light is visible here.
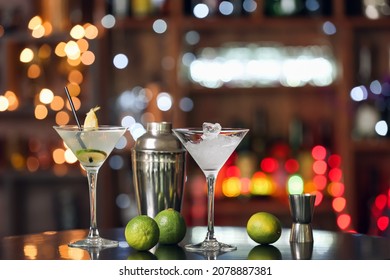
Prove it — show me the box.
[20,48,34,63]
[113,53,128,69]
[287,174,304,194]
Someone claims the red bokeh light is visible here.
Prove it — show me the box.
[328,182,345,197]
[313,160,327,175]
[332,197,346,212]
[374,194,387,211]
[261,157,279,173]
[377,216,389,231]
[226,165,241,177]
[284,158,299,173]
[240,177,251,195]
[312,145,327,160]
[313,175,327,190]
[314,191,323,206]
[328,154,341,168]
[328,167,342,182]
[337,214,351,230]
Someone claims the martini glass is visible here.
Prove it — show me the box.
[54,125,127,248]
[173,126,248,253]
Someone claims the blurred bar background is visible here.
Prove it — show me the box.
[0,0,389,238]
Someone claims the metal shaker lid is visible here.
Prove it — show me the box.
[133,122,185,153]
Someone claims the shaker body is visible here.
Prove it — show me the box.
[131,122,186,217]
[132,150,185,217]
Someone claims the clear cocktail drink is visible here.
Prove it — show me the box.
[54,125,127,248]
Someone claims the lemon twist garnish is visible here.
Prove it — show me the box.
[84,106,100,129]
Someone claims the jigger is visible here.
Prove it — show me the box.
[289,194,316,243]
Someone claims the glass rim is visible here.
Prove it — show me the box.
[172,127,249,133]
[53,125,127,131]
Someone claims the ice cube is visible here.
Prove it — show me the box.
[201,122,221,139]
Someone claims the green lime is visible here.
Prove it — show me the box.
[154,208,186,245]
[246,212,282,245]
[125,215,159,251]
[76,149,107,165]
[247,245,282,260]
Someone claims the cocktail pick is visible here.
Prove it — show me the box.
[64,86,82,130]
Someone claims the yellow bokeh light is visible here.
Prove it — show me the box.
[23,244,38,259]
[39,88,54,104]
[0,95,9,111]
[27,64,41,79]
[50,96,65,111]
[55,42,67,57]
[28,16,42,30]
[4,91,19,111]
[65,96,81,111]
[38,44,51,59]
[65,149,78,164]
[81,51,95,65]
[66,83,81,97]
[20,48,34,63]
[32,25,45,38]
[77,38,89,53]
[55,110,70,125]
[250,171,276,196]
[42,21,53,36]
[53,148,66,164]
[222,177,241,197]
[67,57,81,66]
[84,24,98,39]
[64,40,80,59]
[11,153,25,170]
[70,24,85,40]
[34,104,48,120]
[68,70,83,84]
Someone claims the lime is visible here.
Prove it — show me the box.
[247,245,282,260]
[84,106,100,128]
[76,149,107,165]
[125,215,160,251]
[246,212,282,245]
[154,208,186,245]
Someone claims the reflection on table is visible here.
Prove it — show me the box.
[1,227,389,260]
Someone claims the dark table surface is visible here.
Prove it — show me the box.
[1,226,389,260]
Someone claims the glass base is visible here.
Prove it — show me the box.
[185,239,236,253]
[69,237,119,249]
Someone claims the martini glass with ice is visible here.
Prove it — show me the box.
[54,125,126,248]
[173,123,248,253]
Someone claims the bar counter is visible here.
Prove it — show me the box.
[1,227,389,260]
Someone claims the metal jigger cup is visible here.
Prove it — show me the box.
[289,194,316,243]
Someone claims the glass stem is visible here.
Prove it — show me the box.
[205,172,217,241]
[87,168,100,240]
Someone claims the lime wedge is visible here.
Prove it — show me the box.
[76,149,107,165]
[84,106,100,128]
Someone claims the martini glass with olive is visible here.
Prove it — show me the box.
[54,109,126,248]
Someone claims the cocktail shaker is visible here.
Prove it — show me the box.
[131,122,186,217]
